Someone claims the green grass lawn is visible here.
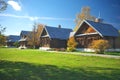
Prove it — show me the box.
[75,50,120,56]
[0,48,120,80]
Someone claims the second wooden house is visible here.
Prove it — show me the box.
[19,24,44,49]
[39,25,72,50]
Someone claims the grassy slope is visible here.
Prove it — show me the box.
[0,48,120,80]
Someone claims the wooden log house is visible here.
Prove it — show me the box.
[6,35,20,47]
[19,30,31,49]
[39,26,72,50]
[73,19,120,50]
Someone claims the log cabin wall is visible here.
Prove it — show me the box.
[75,34,102,48]
[7,42,14,47]
[40,37,50,47]
[50,39,67,48]
[76,35,120,49]
[104,36,120,49]
[40,38,67,48]
[115,37,120,48]
[104,36,114,48]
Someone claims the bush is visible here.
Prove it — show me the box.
[67,37,77,52]
[89,39,109,54]
[13,42,19,47]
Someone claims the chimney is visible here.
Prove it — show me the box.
[95,18,103,23]
[58,25,61,28]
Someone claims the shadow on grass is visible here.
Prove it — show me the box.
[0,60,120,80]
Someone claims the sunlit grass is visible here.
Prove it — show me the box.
[0,48,120,80]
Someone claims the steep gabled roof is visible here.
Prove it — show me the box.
[7,35,20,42]
[75,20,119,37]
[20,31,31,35]
[42,26,72,40]
[20,30,31,36]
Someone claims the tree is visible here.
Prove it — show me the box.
[27,22,37,48]
[0,0,7,46]
[0,24,6,35]
[36,24,44,47]
[67,37,77,52]
[0,34,6,46]
[0,0,7,12]
[32,22,37,48]
[89,39,109,54]
[74,6,96,31]
[0,25,6,46]
[13,42,19,47]
[27,23,44,48]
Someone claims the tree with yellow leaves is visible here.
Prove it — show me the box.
[27,23,44,48]
[74,6,96,31]
[67,37,77,52]
[89,39,109,54]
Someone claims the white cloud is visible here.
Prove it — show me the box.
[0,13,73,21]
[29,16,39,21]
[7,0,21,11]
[0,13,38,21]
[39,17,73,21]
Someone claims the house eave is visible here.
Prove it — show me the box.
[75,32,99,37]
[19,38,27,42]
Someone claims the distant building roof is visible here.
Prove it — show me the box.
[20,30,31,36]
[44,26,72,40]
[76,20,119,37]
[7,35,20,42]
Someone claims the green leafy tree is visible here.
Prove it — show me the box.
[0,25,6,46]
[67,37,77,52]
[0,0,7,12]
[0,0,7,46]
[13,42,19,47]
[0,25,6,35]
[89,39,109,54]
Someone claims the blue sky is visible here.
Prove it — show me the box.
[0,0,120,35]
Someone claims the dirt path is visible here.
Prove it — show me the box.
[68,52,120,59]
[48,51,120,59]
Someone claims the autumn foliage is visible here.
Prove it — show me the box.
[89,39,109,54]
[85,27,96,33]
[67,37,77,52]
[74,6,96,31]
[0,35,6,46]
[27,24,44,48]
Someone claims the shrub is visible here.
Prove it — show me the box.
[13,42,19,47]
[89,39,109,54]
[67,37,77,52]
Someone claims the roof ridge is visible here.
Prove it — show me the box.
[21,30,31,32]
[86,20,113,26]
[85,20,119,37]
[9,35,20,36]
[45,25,72,30]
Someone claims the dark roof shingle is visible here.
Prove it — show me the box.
[7,35,20,42]
[20,30,31,36]
[45,26,72,40]
[86,20,119,37]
